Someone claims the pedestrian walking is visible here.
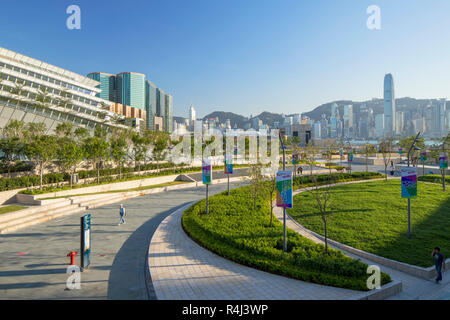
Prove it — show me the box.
[118,204,126,225]
[432,247,445,283]
[299,167,303,175]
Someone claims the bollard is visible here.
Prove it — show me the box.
[67,251,77,265]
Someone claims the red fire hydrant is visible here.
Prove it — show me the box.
[67,251,77,265]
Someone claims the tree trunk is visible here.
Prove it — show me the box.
[39,162,43,191]
[97,162,100,184]
[324,219,328,256]
[119,164,122,180]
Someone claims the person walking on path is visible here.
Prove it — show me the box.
[432,247,445,283]
[118,204,126,225]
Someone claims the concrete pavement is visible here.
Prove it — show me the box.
[0,182,240,299]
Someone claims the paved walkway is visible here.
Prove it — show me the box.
[277,180,449,300]
[0,182,239,299]
[148,205,361,300]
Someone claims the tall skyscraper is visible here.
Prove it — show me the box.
[375,114,385,138]
[87,72,116,101]
[343,104,353,138]
[164,94,173,133]
[145,80,157,130]
[156,88,165,118]
[383,73,396,137]
[116,72,146,110]
[189,105,196,125]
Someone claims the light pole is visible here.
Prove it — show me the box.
[407,132,421,239]
[441,134,449,192]
[346,139,352,174]
[279,131,287,253]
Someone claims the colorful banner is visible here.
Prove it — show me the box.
[420,151,427,162]
[202,158,212,184]
[401,167,417,199]
[348,151,353,162]
[224,154,233,174]
[339,148,343,157]
[292,153,299,165]
[398,147,403,155]
[439,152,448,169]
[276,171,293,208]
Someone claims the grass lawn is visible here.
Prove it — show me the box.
[288,180,450,268]
[0,205,26,215]
[40,181,189,200]
[182,173,390,291]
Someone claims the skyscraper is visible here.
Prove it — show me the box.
[87,72,116,102]
[189,105,196,125]
[145,80,157,130]
[383,73,396,137]
[116,72,146,110]
[156,88,165,118]
[164,94,173,133]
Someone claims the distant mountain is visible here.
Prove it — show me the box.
[175,97,437,128]
[202,111,247,128]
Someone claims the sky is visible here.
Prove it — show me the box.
[1,0,450,118]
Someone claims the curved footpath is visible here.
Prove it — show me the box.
[0,182,240,299]
[148,178,449,300]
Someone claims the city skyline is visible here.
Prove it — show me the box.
[1,1,450,118]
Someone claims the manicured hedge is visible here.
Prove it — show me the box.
[182,172,390,291]
[418,174,450,184]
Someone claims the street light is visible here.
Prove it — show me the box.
[279,131,287,253]
[406,132,421,239]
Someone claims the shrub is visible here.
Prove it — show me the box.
[182,172,390,291]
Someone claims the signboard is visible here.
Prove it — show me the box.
[276,171,293,208]
[339,148,343,157]
[292,153,299,165]
[398,148,403,155]
[348,151,353,162]
[202,158,212,184]
[224,154,233,174]
[401,167,417,199]
[80,214,91,269]
[439,152,448,169]
[420,151,427,162]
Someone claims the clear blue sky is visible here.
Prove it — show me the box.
[1,0,449,118]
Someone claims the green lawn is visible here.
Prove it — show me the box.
[0,205,26,215]
[288,180,450,268]
[182,173,390,291]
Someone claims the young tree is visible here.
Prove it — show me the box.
[110,131,128,179]
[307,174,334,256]
[85,126,110,184]
[25,134,57,190]
[399,135,426,167]
[246,162,264,210]
[152,131,169,172]
[379,137,393,181]
[266,172,277,227]
[0,120,25,178]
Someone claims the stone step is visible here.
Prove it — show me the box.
[0,198,73,224]
[0,204,86,234]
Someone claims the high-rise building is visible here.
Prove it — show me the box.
[0,46,128,134]
[383,73,396,137]
[116,72,145,110]
[375,113,385,138]
[164,94,173,133]
[439,99,447,137]
[395,111,404,135]
[189,105,196,125]
[156,88,165,118]
[343,104,353,138]
[145,80,157,131]
[87,72,116,102]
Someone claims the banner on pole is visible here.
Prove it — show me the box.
[398,147,403,155]
[420,151,427,162]
[80,214,91,269]
[292,153,299,165]
[339,148,343,157]
[439,152,448,169]
[276,171,293,208]
[224,154,233,174]
[348,151,353,162]
[202,158,212,184]
[401,167,417,199]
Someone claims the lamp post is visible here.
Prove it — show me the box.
[346,139,352,174]
[407,132,421,239]
[441,134,449,192]
[279,131,287,253]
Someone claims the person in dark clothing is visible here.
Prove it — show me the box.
[432,247,445,283]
